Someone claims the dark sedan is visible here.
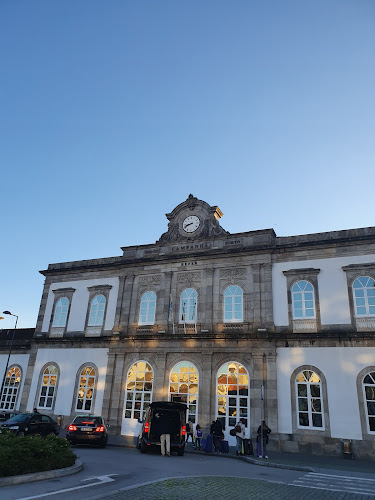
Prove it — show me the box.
[0,412,60,437]
[66,415,108,447]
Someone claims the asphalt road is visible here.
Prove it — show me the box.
[1,447,374,500]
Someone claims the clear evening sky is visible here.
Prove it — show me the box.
[1,0,374,328]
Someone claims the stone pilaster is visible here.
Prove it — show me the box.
[153,353,168,401]
[118,273,135,334]
[200,353,213,432]
[113,275,126,333]
[19,349,38,411]
[202,268,214,331]
[158,271,172,331]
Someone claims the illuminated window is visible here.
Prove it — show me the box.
[124,361,153,420]
[38,365,58,409]
[296,370,323,429]
[179,288,197,324]
[224,286,243,322]
[139,292,156,325]
[88,295,106,326]
[0,366,22,410]
[76,366,96,411]
[52,297,69,327]
[292,281,315,319]
[363,371,375,433]
[216,362,249,429]
[169,362,198,423]
[353,277,375,316]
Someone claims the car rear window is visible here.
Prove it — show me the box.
[73,416,103,426]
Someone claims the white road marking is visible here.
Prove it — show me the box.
[290,472,375,496]
[17,474,118,500]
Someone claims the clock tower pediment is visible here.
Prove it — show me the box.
[158,194,229,243]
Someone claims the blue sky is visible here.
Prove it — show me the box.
[1,0,374,328]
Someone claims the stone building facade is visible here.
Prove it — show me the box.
[1,195,375,458]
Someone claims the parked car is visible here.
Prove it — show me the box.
[137,401,187,456]
[0,412,59,437]
[66,415,108,448]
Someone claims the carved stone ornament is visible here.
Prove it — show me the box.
[220,268,246,279]
[178,272,201,282]
[139,275,161,285]
[158,195,229,243]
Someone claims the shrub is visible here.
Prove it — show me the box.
[0,432,76,477]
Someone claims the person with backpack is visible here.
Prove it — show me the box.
[194,424,203,450]
[235,418,246,456]
[256,420,271,459]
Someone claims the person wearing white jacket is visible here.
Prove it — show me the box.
[235,418,246,455]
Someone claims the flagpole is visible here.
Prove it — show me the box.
[169,294,175,335]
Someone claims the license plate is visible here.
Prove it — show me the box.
[81,427,92,431]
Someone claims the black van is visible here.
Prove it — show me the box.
[137,401,187,456]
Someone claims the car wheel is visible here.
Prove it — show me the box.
[140,439,147,454]
[177,448,185,456]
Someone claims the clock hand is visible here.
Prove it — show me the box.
[184,222,193,228]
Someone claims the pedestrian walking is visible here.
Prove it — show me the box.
[153,412,171,456]
[256,420,271,459]
[235,418,246,456]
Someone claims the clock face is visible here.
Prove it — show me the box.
[182,215,200,233]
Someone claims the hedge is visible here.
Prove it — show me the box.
[0,432,76,477]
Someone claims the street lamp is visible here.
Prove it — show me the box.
[0,311,19,411]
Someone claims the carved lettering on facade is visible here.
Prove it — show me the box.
[171,243,212,252]
[220,268,246,278]
[144,249,159,255]
[178,272,201,282]
[224,239,242,246]
[139,275,161,285]
[180,261,199,267]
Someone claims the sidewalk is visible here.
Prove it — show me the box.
[184,442,375,474]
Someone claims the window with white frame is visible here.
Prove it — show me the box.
[124,361,153,420]
[0,366,22,410]
[224,285,243,322]
[216,361,249,430]
[169,361,198,423]
[138,291,156,325]
[292,281,315,319]
[38,365,58,409]
[296,370,323,429]
[76,366,96,411]
[363,371,375,433]
[352,277,375,317]
[179,288,197,324]
[88,295,106,326]
[52,297,69,327]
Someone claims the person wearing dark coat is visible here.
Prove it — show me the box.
[212,418,223,452]
[256,421,271,459]
[153,413,172,456]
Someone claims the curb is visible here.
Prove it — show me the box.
[0,459,83,486]
[185,449,315,473]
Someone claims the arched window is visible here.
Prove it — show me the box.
[363,371,375,433]
[38,365,58,409]
[88,295,106,326]
[179,288,197,324]
[0,366,22,410]
[292,281,315,319]
[139,292,156,325]
[76,366,96,411]
[52,297,69,327]
[353,277,375,317]
[216,362,249,430]
[169,362,199,423]
[296,370,323,429]
[124,361,153,420]
[224,285,243,322]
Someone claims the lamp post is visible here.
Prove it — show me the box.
[0,311,18,410]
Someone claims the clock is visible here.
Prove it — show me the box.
[182,215,200,233]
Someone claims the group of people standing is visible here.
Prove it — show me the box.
[187,418,271,458]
